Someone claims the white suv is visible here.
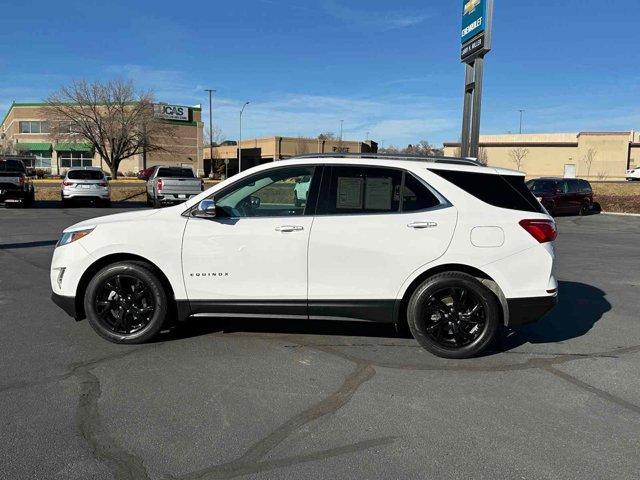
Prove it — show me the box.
[51,155,558,358]
[625,167,640,181]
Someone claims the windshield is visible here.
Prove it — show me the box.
[0,160,26,173]
[527,180,557,194]
[68,170,105,180]
[157,168,194,178]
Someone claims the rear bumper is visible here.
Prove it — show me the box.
[51,291,78,319]
[0,189,28,201]
[506,295,557,327]
[156,193,197,203]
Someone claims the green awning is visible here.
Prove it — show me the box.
[15,142,52,152]
[54,143,93,152]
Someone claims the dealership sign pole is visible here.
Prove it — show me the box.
[460,0,493,159]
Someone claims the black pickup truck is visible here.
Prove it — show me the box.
[0,159,35,207]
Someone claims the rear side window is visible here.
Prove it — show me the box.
[318,166,402,215]
[430,169,545,213]
[68,170,104,180]
[578,179,592,193]
[157,168,194,178]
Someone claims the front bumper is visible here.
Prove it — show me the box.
[506,295,557,327]
[51,291,78,319]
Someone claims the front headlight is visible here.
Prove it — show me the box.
[57,228,95,247]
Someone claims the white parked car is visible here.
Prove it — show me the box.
[625,167,640,181]
[61,167,111,207]
[51,154,558,358]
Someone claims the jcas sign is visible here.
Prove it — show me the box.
[154,104,190,122]
[461,0,486,44]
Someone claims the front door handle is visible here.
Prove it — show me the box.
[408,221,438,229]
[275,225,304,232]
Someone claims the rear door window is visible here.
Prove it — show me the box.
[317,166,402,215]
[566,180,580,193]
[402,173,441,212]
[429,169,545,213]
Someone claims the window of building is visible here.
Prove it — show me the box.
[318,166,403,215]
[19,121,50,134]
[59,151,93,168]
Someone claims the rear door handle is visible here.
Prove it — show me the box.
[275,225,304,232]
[408,221,438,229]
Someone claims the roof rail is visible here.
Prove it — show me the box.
[290,152,483,167]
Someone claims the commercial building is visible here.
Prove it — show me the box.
[0,102,204,175]
[443,131,639,180]
[203,136,378,177]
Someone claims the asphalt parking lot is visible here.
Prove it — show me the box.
[1,204,639,480]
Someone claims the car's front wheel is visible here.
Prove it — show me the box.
[84,262,168,344]
[407,272,500,359]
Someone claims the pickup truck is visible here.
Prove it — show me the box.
[0,159,35,207]
[143,166,203,208]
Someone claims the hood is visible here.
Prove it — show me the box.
[63,208,161,233]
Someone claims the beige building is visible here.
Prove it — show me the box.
[203,136,378,177]
[444,131,639,180]
[0,102,204,176]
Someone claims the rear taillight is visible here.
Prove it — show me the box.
[156,178,163,192]
[62,181,73,186]
[98,182,108,187]
[519,219,557,243]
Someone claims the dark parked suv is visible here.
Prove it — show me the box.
[526,177,593,216]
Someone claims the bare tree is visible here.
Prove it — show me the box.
[477,147,489,166]
[509,147,529,171]
[204,124,225,147]
[43,79,175,178]
[379,140,443,156]
[582,148,597,178]
[318,132,337,140]
[293,137,310,155]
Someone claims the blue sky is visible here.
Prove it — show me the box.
[1,0,638,147]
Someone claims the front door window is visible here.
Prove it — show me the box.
[215,166,316,217]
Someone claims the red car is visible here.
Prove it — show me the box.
[526,177,593,216]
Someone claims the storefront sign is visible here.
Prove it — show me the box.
[154,104,190,122]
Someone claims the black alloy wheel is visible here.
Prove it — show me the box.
[421,287,486,348]
[85,262,168,343]
[95,274,155,334]
[407,272,500,359]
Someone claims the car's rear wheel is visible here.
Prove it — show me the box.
[84,262,168,344]
[407,272,500,359]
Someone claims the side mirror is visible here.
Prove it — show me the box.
[192,199,217,218]
[249,196,261,209]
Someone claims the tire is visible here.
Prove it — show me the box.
[84,262,168,344]
[578,202,589,216]
[146,193,152,207]
[101,199,112,208]
[407,272,500,359]
[153,196,162,209]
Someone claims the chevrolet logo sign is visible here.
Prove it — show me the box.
[464,0,480,15]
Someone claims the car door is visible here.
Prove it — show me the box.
[307,165,457,323]
[563,179,581,213]
[181,164,319,317]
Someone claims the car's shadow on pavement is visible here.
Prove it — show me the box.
[158,281,611,355]
[494,280,611,352]
[31,200,146,209]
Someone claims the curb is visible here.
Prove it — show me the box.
[602,212,640,217]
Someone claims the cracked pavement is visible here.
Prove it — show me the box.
[1,205,639,479]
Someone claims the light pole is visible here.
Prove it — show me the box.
[238,102,250,174]
[204,89,216,177]
[518,109,525,134]
[340,120,344,140]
